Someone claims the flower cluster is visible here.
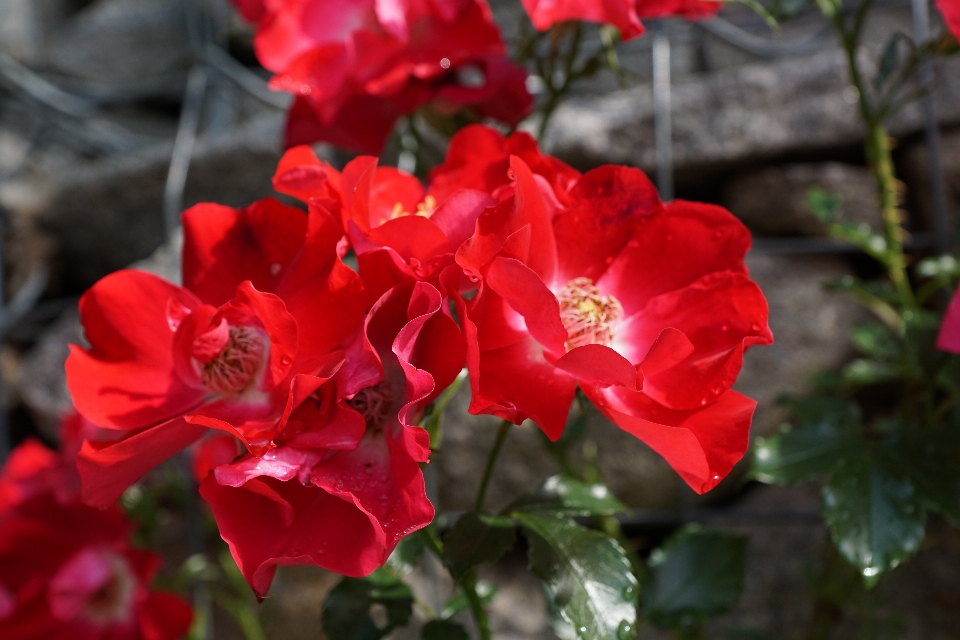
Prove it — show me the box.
[0,414,192,640]
[67,124,771,596]
[233,0,532,153]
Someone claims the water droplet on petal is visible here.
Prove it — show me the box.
[270,262,282,276]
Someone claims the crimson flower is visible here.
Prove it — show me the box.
[0,420,192,640]
[198,280,462,596]
[937,287,960,353]
[520,0,720,41]
[272,145,494,304]
[234,0,531,153]
[66,198,365,508]
[455,155,772,493]
[938,0,960,41]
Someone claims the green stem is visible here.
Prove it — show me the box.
[462,569,492,640]
[474,420,512,513]
[832,0,916,308]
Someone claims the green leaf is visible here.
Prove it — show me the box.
[850,323,899,361]
[874,36,900,90]
[387,532,426,576]
[422,620,470,640]
[752,397,859,485]
[807,187,843,223]
[841,358,900,385]
[821,455,925,587]
[753,423,854,485]
[321,568,414,639]
[508,475,626,517]
[439,581,497,619]
[884,429,960,525]
[442,513,516,583]
[517,513,638,640]
[642,526,747,628]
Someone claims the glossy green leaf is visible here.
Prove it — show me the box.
[642,526,747,628]
[508,475,626,517]
[752,402,858,485]
[321,568,414,639]
[821,455,925,587]
[517,513,638,640]
[387,531,426,576]
[442,513,516,583]
[884,429,960,525]
[422,619,470,640]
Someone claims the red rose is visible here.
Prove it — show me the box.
[67,198,365,508]
[0,430,192,640]
[199,281,461,596]
[520,0,720,40]
[272,146,494,304]
[454,155,772,493]
[235,0,531,152]
[938,287,960,352]
[938,0,960,41]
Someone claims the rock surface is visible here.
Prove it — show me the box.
[722,163,882,236]
[543,19,960,182]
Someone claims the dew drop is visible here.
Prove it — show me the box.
[617,620,634,640]
[270,262,282,276]
[298,85,312,96]
[579,627,587,634]
[281,356,292,366]
[621,585,635,597]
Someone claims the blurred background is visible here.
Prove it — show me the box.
[1,0,959,637]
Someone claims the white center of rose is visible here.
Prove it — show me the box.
[196,324,266,395]
[556,277,623,351]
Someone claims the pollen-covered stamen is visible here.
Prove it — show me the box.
[195,324,266,395]
[348,379,394,429]
[556,277,623,350]
[390,195,438,220]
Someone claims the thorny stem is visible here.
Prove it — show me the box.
[831,0,916,308]
[474,419,513,513]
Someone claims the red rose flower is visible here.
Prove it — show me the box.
[67,198,365,508]
[198,280,462,596]
[454,155,772,493]
[235,0,531,153]
[938,287,960,352]
[520,0,720,40]
[425,124,581,209]
[938,0,960,41]
[0,429,192,640]
[272,146,494,304]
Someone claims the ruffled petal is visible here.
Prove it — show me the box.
[587,386,757,494]
[621,272,773,410]
[200,475,384,597]
[599,199,752,317]
[66,270,204,430]
[182,199,308,308]
[553,164,661,286]
[77,418,207,508]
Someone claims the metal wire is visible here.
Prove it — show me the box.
[652,23,674,201]
[163,67,208,239]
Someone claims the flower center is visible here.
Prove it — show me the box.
[195,323,266,395]
[390,194,437,220]
[556,277,623,350]
[83,554,136,623]
[347,380,394,430]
